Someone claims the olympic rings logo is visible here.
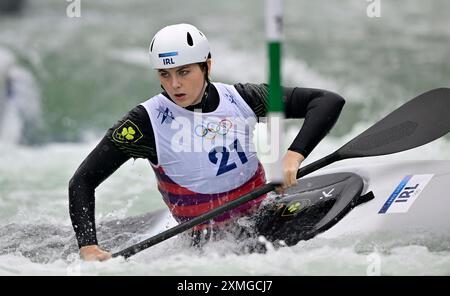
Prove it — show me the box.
[195,119,233,140]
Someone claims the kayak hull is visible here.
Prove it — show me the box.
[310,160,450,239]
[126,160,450,245]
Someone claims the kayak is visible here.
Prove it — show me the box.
[310,159,450,240]
[113,159,450,250]
[256,159,450,245]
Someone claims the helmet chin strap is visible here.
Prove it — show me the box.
[192,80,209,106]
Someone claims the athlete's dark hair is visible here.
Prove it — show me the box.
[198,52,212,83]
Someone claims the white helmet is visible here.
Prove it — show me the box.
[149,23,211,69]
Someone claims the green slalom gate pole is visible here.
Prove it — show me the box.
[266,0,284,184]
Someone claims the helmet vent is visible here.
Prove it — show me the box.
[187,32,194,46]
[150,38,155,52]
[199,31,204,37]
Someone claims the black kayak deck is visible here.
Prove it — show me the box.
[255,172,373,246]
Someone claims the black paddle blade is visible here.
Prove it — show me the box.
[338,88,450,158]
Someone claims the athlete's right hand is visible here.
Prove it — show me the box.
[79,245,112,262]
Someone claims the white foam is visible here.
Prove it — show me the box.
[0,47,42,145]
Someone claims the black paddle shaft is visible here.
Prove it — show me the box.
[113,88,450,259]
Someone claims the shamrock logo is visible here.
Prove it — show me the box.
[112,120,143,143]
[281,199,311,217]
[120,126,136,140]
[287,202,301,213]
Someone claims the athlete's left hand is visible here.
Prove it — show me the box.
[276,150,305,194]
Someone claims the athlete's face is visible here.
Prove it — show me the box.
[157,60,211,108]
